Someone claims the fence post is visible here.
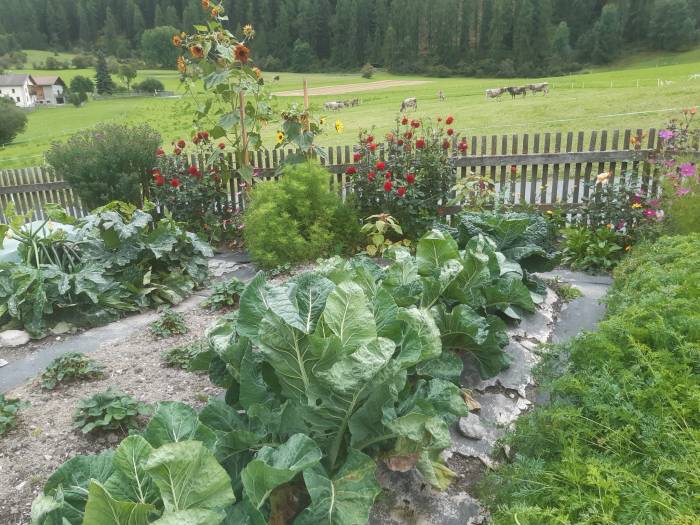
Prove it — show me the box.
[238,91,249,167]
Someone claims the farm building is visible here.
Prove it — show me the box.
[32,76,66,105]
[0,73,37,108]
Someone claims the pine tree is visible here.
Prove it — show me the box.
[94,51,115,95]
[650,0,697,50]
[591,4,623,64]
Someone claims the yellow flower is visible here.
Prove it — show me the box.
[607,223,613,229]
[546,210,553,215]
[335,120,344,133]
[253,67,262,79]
[243,24,255,38]
[172,35,182,47]
[276,131,285,144]
[177,56,187,73]
[632,202,643,209]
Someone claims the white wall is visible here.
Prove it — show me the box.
[0,82,35,108]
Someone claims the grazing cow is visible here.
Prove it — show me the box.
[688,73,700,80]
[657,79,675,87]
[324,101,344,111]
[527,82,549,95]
[485,87,506,100]
[506,86,528,99]
[438,90,446,101]
[350,98,360,107]
[400,97,417,112]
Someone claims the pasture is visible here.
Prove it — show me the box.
[1,48,699,169]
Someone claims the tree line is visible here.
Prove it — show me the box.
[0,0,699,77]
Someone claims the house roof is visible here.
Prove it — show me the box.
[0,74,36,87]
[33,76,66,87]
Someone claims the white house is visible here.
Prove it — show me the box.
[0,74,37,108]
[32,76,66,105]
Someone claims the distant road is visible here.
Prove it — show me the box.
[274,79,432,97]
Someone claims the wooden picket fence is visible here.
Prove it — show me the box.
[2,127,698,223]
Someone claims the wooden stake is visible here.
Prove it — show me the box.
[303,79,310,132]
[238,90,249,166]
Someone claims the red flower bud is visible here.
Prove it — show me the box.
[397,186,406,197]
[353,152,362,162]
[437,117,442,122]
[442,139,451,150]
[446,116,454,124]
[404,131,413,139]
[366,135,374,143]
[218,142,226,149]
[346,165,357,175]
[385,171,392,179]
[401,116,408,125]
[170,178,181,188]
[447,128,454,136]
[156,147,165,157]
[406,174,416,184]
[411,120,420,129]
[367,172,376,181]
[397,139,404,146]
[384,180,392,192]
[375,161,386,171]
[174,147,182,155]
[458,141,468,153]
[154,175,165,186]
[177,139,186,149]
[416,139,426,149]
[369,143,378,151]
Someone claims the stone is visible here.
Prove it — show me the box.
[0,359,8,368]
[0,330,30,347]
[458,413,486,440]
[475,392,531,427]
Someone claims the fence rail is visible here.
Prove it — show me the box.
[2,127,698,224]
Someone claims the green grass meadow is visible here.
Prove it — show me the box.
[1,48,700,169]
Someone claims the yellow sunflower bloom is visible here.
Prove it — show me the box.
[276,131,285,144]
[243,24,255,38]
[335,120,344,133]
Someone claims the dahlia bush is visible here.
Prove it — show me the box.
[347,116,467,238]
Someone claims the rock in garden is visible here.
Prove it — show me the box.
[0,330,30,347]
[459,413,486,440]
[0,359,8,368]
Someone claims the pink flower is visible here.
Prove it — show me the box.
[659,129,674,140]
[675,187,691,196]
[679,163,696,178]
[643,209,656,217]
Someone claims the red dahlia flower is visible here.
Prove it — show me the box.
[353,152,362,162]
[376,161,386,171]
[369,143,378,151]
[177,139,186,149]
[170,178,181,188]
[385,171,392,179]
[446,116,454,125]
[404,131,413,139]
[366,135,374,143]
[218,142,226,149]
[406,174,416,184]
[384,180,392,192]
[416,139,426,149]
[367,172,376,181]
[346,166,357,175]
[447,128,454,136]
[402,116,408,125]
[156,147,165,157]
[411,120,420,129]
[154,175,165,186]
[458,141,468,153]
[397,187,406,197]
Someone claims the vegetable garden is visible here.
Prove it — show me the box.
[1,2,699,524]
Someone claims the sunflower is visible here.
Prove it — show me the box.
[190,45,205,59]
[234,44,250,63]
[335,120,344,133]
[243,24,255,39]
[253,67,262,79]
[172,34,182,47]
[177,56,187,73]
[276,131,285,144]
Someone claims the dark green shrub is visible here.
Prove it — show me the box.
[41,352,105,390]
[161,338,210,370]
[200,277,245,310]
[360,63,375,78]
[72,389,150,434]
[45,124,160,208]
[243,160,361,269]
[0,96,28,145]
[561,226,623,272]
[133,77,165,93]
[481,234,700,525]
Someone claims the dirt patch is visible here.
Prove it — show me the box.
[274,79,432,97]
[0,307,224,525]
[446,454,488,495]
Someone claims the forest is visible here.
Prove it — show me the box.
[0,0,699,77]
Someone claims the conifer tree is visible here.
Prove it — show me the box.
[94,51,115,95]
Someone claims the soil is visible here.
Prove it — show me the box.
[273,79,432,97]
[0,306,224,525]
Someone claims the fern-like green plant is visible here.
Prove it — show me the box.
[72,389,150,434]
[149,308,188,338]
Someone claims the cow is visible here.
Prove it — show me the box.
[689,73,700,80]
[324,101,345,111]
[350,98,360,107]
[438,90,446,101]
[400,97,417,112]
[527,82,549,95]
[485,87,506,100]
[506,86,528,99]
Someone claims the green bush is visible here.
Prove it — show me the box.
[149,308,188,338]
[481,234,700,525]
[0,95,28,146]
[133,77,165,93]
[45,124,161,209]
[243,160,361,269]
[41,352,104,390]
[561,225,624,272]
[0,394,28,435]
